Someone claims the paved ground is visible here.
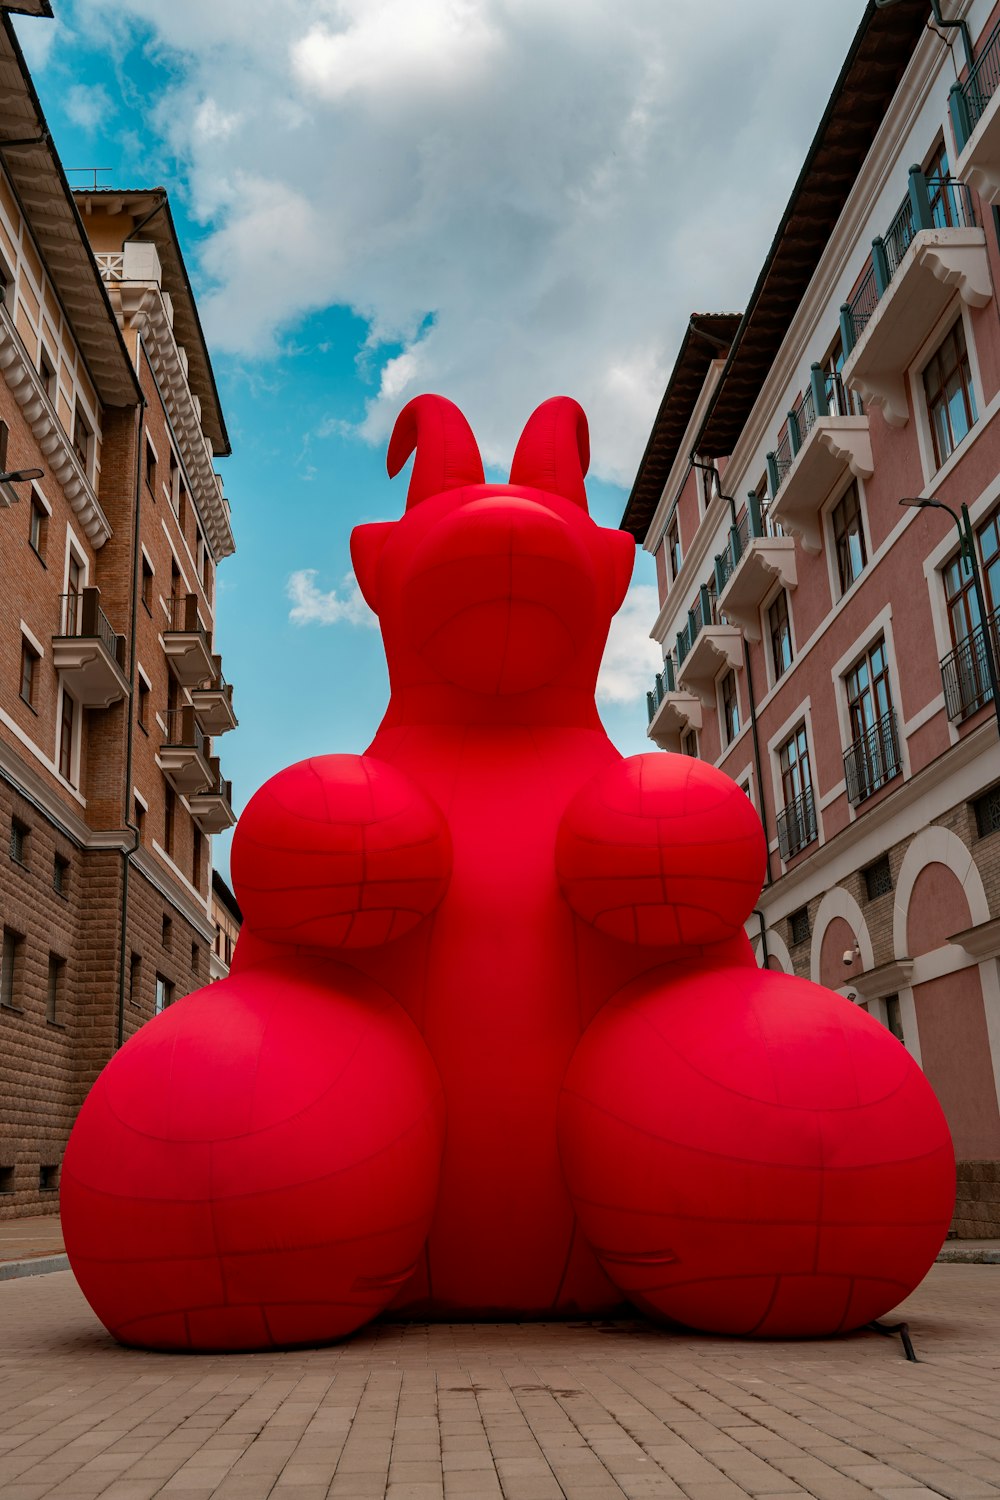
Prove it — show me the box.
[1,1267,999,1500]
[0,1215,64,1264]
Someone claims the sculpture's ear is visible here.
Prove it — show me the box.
[608,528,635,615]
[350,522,394,613]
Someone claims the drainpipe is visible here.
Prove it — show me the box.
[874,0,973,74]
[753,908,770,969]
[690,456,774,888]
[116,382,147,1051]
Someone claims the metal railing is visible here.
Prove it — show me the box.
[199,757,233,804]
[165,592,208,637]
[941,613,1000,721]
[883,195,917,278]
[163,706,206,756]
[56,589,125,668]
[776,785,817,861]
[843,709,902,806]
[772,429,793,492]
[714,496,781,591]
[926,176,977,231]
[846,260,878,347]
[794,384,817,444]
[676,581,719,665]
[646,657,678,723]
[955,19,1000,140]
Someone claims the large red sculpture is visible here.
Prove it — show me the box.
[61,395,955,1350]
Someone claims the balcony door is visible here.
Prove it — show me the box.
[844,639,899,801]
[777,724,815,858]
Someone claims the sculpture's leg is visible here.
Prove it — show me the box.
[558,963,955,1337]
[61,962,444,1351]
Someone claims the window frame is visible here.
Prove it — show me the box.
[923,315,978,471]
[720,668,741,747]
[830,481,868,597]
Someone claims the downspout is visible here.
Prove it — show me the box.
[874,0,973,73]
[690,455,773,889]
[753,908,770,969]
[116,378,147,1051]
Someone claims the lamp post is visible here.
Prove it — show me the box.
[0,466,45,498]
[899,496,1000,738]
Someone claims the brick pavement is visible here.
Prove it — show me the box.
[0,1267,999,1500]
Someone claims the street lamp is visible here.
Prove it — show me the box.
[899,495,1000,737]
[0,466,44,489]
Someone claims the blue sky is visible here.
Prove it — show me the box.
[13,1,867,874]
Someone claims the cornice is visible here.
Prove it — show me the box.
[949,916,1000,960]
[108,281,235,562]
[0,308,112,547]
[853,958,914,1001]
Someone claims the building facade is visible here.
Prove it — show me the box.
[210,869,241,983]
[627,0,1000,1236]
[0,8,236,1216]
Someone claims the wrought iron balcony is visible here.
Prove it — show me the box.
[941,613,1000,722]
[190,655,237,735]
[646,655,701,749]
[841,171,989,426]
[52,588,128,708]
[714,495,796,638]
[776,786,817,861]
[160,705,213,795]
[767,363,873,553]
[188,757,236,834]
[163,592,214,688]
[843,710,902,807]
[951,20,1000,203]
[674,581,742,705]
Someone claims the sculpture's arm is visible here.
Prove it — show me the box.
[556,754,765,950]
[231,753,451,949]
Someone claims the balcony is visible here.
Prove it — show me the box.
[674,582,742,706]
[776,786,817,861]
[951,20,1000,205]
[190,656,237,735]
[646,658,702,751]
[163,593,214,688]
[941,613,1000,722]
[714,495,796,637]
[843,709,902,807]
[51,589,128,708]
[768,368,873,554]
[159,706,213,795]
[188,758,236,834]
[841,171,990,427]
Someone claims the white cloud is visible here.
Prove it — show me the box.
[597,583,661,705]
[74,0,868,481]
[286,569,377,628]
[10,14,61,72]
[64,82,114,133]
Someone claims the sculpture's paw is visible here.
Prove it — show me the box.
[232,753,451,947]
[558,964,955,1337]
[556,754,765,947]
[60,964,444,1351]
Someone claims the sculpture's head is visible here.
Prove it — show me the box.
[351,395,634,701]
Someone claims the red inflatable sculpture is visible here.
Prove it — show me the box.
[61,395,955,1350]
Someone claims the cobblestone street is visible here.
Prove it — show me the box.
[0,1267,998,1500]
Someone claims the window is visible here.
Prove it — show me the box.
[864,854,893,900]
[168,450,179,510]
[924,318,977,468]
[191,940,200,974]
[145,440,157,494]
[884,993,905,1044]
[192,827,202,885]
[134,796,146,842]
[0,418,8,470]
[740,781,752,800]
[831,483,867,594]
[29,496,47,560]
[58,692,77,786]
[9,818,28,865]
[844,638,901,803]
[821,333,863,418]
[39,1164,59,1192]
[162,914,173,948]
[72,405,92,473]
[768,591,792,680]
[666,517,681,582]
[1,928,24,1009]
[164,786,176,855]
[154,973,174,1014]
[720,669,740,746]
[137,677,150,732]
[681,728,698,758]
[129,952,142,1007]
[53,854,68,896]
[46,954,65,1025]
[141,556,153,612]
[39,346,57,401]
[20,637,39,708]
[199,536,211,591]
[977,507,1000,616]
[64,553,83,636]
[789,907,810,946]
[178,483,188,534]
[925,141,957,228]
[777,725,816,859]
[0,1167,14,1194]
[973,784,1000,837]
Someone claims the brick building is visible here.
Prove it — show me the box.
[627,0,1000,1236]
[0,6,236,1216]
[210,869,241,983]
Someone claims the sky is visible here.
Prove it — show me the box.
[13,0,869,875]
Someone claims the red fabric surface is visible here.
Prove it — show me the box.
[62,395,955,1349]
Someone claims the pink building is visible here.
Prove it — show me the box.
[625,0,1000,1237]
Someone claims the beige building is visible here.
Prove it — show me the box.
[0,5,237,1216]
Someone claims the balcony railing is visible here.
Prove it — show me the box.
[163,705,206,756]
[165,592,207,635]
[676,581,719,665]
[952,19,1000,146]
[844,173,977,351]
[776,786,817,861]
[646,657,677,724]
[57,590,125,668]
[843,709,902,807]
[941,613,1000,721]
[714,494,780,591]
